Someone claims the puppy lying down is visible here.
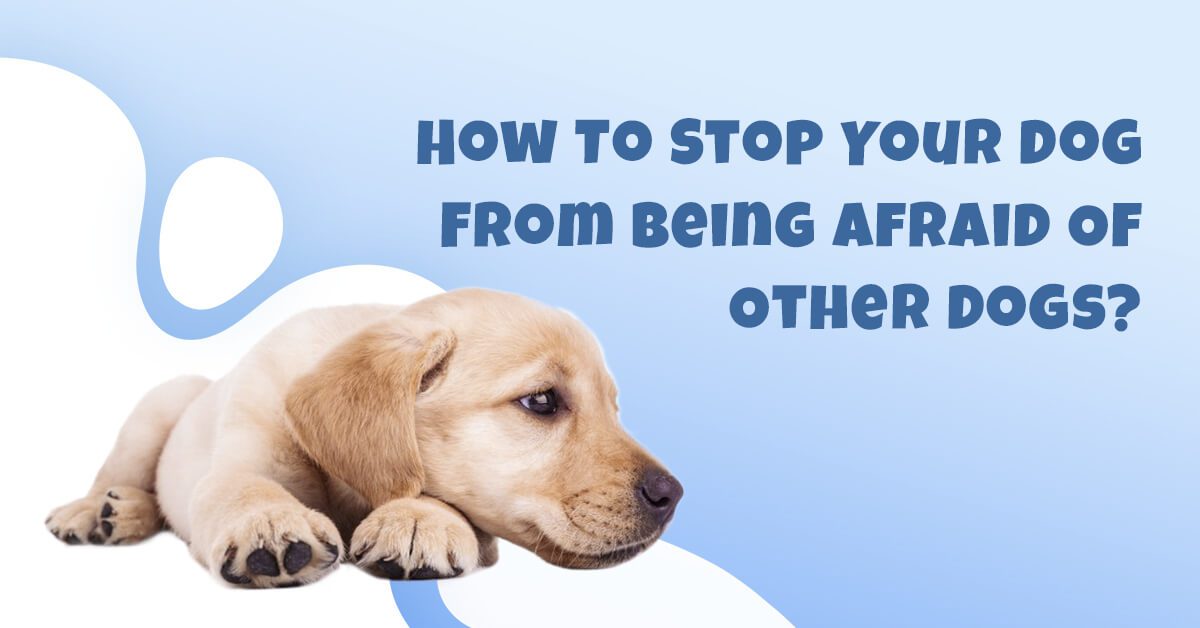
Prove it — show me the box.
[45,288,682,587]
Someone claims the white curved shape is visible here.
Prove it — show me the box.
[160,157,283,309]
[440,540,793,627]
[0,57,785,628]
[0,58,406,627]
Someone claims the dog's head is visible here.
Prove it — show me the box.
[286,288,681,568]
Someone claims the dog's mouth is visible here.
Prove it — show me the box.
[528,531,658,569]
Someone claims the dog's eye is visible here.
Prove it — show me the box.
[518,389,559,416]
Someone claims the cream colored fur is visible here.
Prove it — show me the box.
[45,289,677,587]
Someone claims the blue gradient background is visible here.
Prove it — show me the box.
[3,2,1198,625]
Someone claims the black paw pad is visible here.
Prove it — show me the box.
[63,532,81,545]
[321,541,342,566]
[100,502,114,518]
[221,547,251,585]
[246,548,281,576]
[408,566,441,580]
[100,520,114,537]
[283,541,312,575]
[375,559,407,580]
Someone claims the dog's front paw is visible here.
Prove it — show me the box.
[46,486,161,545]
[351,497,482,580]
[204,503,343,588]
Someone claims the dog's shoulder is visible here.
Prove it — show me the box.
[220,304,404,404]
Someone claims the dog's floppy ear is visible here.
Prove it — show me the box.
[284,315,454,508]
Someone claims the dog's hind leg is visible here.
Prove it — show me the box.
[45,375,210,545]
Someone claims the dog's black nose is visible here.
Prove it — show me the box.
[639,469,683,525]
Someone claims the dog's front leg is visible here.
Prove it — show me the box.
[350,495,497,580]
[189,471,344,588]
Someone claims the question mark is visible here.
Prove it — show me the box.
[1107,284,1140,332]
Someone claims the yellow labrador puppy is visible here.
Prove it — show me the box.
[45,288,682,587]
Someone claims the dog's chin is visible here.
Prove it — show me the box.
[525,532,658,569]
